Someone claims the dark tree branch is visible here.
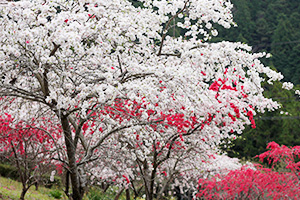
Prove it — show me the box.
[120,73,155,83]
[157,0,190,56]
[50,42,61,57]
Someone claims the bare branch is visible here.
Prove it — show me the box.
[49,42,61,57]
[120,73,155,83]
[81,119,163,164]
[157,0,190,56]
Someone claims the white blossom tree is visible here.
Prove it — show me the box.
[0,0,285,199]
[89,140,244,199]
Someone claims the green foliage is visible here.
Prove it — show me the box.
[48,189,63,199]
[87,187,125,200]
[213,0,300,84]
[0,163,19,180]
[87,188,106,200]
[128,0,144,8]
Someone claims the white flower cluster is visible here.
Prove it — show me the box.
[282,82,294,90]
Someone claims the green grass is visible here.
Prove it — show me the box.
[0,176,124,200]
[0,176,175,200]
[0,176,64,200]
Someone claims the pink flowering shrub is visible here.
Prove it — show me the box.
[258,141,300,178]
[197,142,300,200]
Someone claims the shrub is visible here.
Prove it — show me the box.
[43,175,62,188]
[87,187,126,200]
[197,142,300,200]
[48,190,63,199]
[0,163,19,180]
[87,187,108,200]
[197,166,299,199]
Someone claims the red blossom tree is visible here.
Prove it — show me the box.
[197,142,300,200]
[0,113,60,200]
[258,141,300,180]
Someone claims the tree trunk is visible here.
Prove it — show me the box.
[126,188,130,200]
[147,166,157,200]
[145,173,155,200]
[61,115,83,200]
[114,188,124,200]
[146,193,153,200]
[103,184,109,193]
[35,182,39,191]
[143,166,157,200]
[19,188,28,200]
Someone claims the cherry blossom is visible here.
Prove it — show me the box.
[0,1,287,199]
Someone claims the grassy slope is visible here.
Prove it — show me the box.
[0,176,61,200]
[0,176,175,200]
[0,176,131,200]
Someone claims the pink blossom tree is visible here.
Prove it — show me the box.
[0,0,291,199]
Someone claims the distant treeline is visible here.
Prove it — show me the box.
[214,0,300,84]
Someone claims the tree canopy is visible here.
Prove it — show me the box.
[0,1,297,199]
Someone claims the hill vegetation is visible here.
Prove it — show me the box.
[215,0,300,158]
[215,0,300,84]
